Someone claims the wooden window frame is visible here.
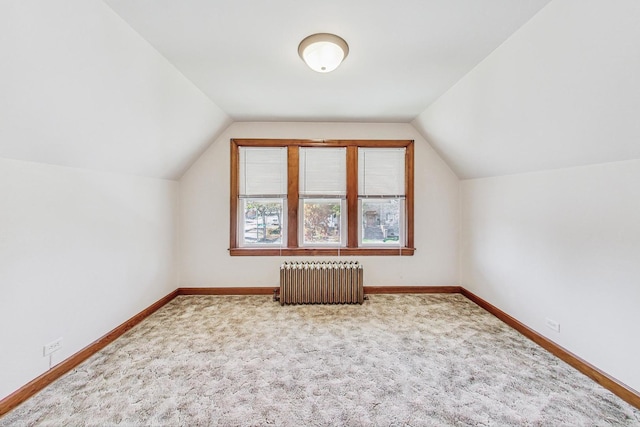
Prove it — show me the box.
[230,139,415,256]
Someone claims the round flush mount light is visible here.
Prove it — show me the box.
[298,33,349,73]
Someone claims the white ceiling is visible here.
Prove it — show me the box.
[11,1,636,181]
[413,0,640,179]
[0,1,230,180]
[104,0,552,123]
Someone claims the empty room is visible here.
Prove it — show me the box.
[1,0,639,425]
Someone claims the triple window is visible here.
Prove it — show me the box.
[231,139,414,256]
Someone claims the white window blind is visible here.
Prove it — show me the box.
[299,147,346,196]
[358,148,405,196]
[239,147,287,196]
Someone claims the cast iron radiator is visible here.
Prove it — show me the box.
[278,261,364,305]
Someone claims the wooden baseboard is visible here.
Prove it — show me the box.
[460,288,640,410]
[0,289,179,417]
[178,286,461,296]
[364,285,461,294]
[178,287,275,295]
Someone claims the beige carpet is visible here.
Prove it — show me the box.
[1,294,639,426]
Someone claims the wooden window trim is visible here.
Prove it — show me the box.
[346,146,358,248]
[286,146,299,248]
[230,139,415,256]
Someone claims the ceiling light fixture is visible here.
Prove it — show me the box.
[298,33,349,73]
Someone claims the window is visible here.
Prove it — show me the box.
[299,147,347,247]
[358,148,406,246]
[302,199,344,245]
[237,147,287,247]
[230,139,414,256]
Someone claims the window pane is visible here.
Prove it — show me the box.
[239,147,287,196]
[358,148,405,196]
[303,199,342,245]
[361,199,403,245]
[242,199,284,245]
[299,147,346,196]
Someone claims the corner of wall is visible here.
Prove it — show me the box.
[409,119,460,182]
[458,178,463,287]
[175,118,235,181]
[174,178,182,289]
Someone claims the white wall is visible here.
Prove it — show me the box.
[0,0,228,400]
[0,0,230,180]
[178,122,459,288]
[461,160,640,391]
[412,0,640,392]
[0,158,178,400]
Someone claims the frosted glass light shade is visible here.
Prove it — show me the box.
[298,33,349,73]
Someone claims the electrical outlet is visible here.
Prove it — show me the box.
[43,337,63,356]
[545,318,560,333]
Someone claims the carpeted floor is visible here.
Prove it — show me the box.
[2,294,639,426]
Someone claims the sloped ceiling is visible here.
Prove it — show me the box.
[4,1,638,180]
[103,0,551,123]
[413,0,640,179]
[0,1,230,180]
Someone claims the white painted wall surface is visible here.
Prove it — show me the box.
[0,0,229,400]
[0,158,178,400]
[0,0,230,180]
[461,160,640,392]
[178,122,459,288]
[413,0,640,179]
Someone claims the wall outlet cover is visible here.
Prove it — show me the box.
[43,337,63,356]
[545,318,560,333]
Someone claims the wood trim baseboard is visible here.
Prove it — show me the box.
[178,286,461,296]
[0,289,180,417]
[460,287,640,410]
[364,286,462,294]
[178,287,274,295]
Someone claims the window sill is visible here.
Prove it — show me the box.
[229,247,415,256]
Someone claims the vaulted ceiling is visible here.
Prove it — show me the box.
[2,1,639,180]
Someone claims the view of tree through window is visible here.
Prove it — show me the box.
[303,200,341,244]
[242,199,283,245]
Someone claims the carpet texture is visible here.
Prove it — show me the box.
[2,294,639,426]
